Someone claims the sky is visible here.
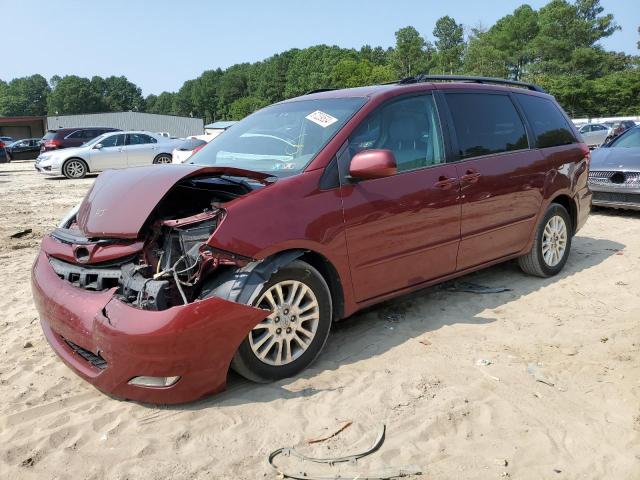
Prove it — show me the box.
[1,0,638,96]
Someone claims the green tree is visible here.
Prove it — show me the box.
[102,76,144,111]
[463,27,509,78]
[332,59,375,88]
[390,26,431,78]
[433,16,465,74]
[531,0,620,76]
[146,91,176,115]
[228,96,268,120]
[0,74,50,116]
[47,75,104,114]
[285,45,356,97]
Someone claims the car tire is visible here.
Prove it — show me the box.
[62,158,88,179]
[224,260,333,383]
[518,203,572,277]
[153,153,172,164]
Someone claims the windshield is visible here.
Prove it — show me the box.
[609,127,640,148]
[190,97,367,176]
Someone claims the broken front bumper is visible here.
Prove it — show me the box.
[31,250,267,404]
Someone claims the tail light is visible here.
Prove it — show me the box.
[191,144,206,155]
[44,139,62,149]
[0,141,5,148]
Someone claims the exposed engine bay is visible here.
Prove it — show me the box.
[50,174,264,310]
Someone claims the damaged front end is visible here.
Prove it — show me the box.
[33,165,277,403]
[51,167,268,311]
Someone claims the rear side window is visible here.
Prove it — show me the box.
[81,129,99,139]
[516,94,576,148]
[127,133,156,145]
[66,130,84,139]
[445,93,528,160]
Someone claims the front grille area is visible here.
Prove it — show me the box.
[588,170,640,186]
[49,257,122,291]
[592,191,640,205]
[64,339,108,370]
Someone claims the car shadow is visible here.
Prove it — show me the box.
[43,174,99,181]
[591,205,640,220]
[148,234,624,410]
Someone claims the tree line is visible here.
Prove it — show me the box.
[1,0,638,121]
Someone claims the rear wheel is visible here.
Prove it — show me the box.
[62,158,88,179]
[231,260,332,383]
[153,153,172,164]
[518,203,572,277]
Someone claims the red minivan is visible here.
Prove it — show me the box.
[32,76,592,403]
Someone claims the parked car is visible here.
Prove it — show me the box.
[0,139,8,163]
[578,123,610,148]
[588,126,640,210]
[603,120,636,144]
[5,138,42,160]
[0,135,14,144]
[32,76,591,404]
[172,135,214,163]
[40,127,121,152]
[35,131,181,178]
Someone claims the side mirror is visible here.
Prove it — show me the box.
[348,149,397,181]
[94,143,103,149]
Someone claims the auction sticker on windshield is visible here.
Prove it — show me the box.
[305,110,338,128]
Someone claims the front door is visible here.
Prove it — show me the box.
[442,91,543,270]
[89,133,128,171]
[340,94,461,302]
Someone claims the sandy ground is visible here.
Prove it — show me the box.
[0,160,639,480]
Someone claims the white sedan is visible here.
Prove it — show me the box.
[35,131,182,178]
[171,134,217,163]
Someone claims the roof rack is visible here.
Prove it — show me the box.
[304,88,337,95]
[397,74,546,93]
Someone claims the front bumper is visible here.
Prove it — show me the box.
[589,184,640,211]
[32,249,267,404]
[34,162,61,175]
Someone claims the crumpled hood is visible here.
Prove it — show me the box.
[76,164,272,239]
[590,147,640,171]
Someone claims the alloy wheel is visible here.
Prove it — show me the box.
[65,160,85,178]
[541,215,567,267]
[155,155,172,164]
[249,280,320,366]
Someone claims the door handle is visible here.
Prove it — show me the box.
[435,176,456,190]
[460,169,481,184]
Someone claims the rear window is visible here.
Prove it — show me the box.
[42,131,57,140]
[516,94,576,148]
[445,93,528,159]
[179,138,207,151]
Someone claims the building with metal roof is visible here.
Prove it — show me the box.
[46,112,204,138]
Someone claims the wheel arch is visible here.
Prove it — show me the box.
[548,193,577,235]
[201,248,345,322]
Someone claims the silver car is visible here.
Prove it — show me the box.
[588,126,640,210]
[34,131,181,178]
[578,123,611,148]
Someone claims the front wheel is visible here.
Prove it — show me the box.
[231,260,332,383]
[62,158,88,179]
[518,203,572,277]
